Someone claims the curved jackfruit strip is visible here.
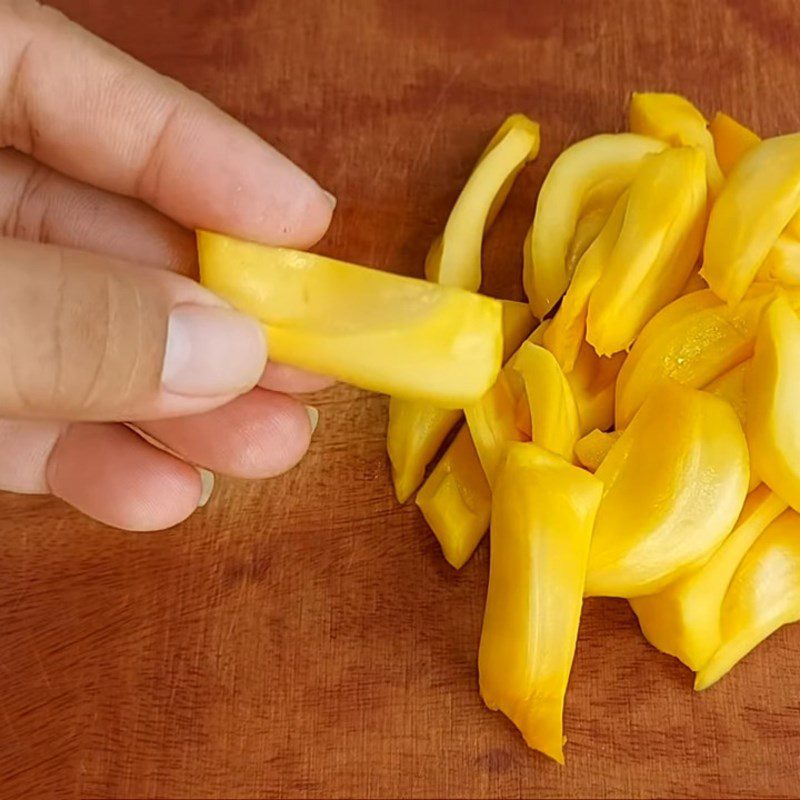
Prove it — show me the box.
[746,295,800,513]
[415,426,490,570]
[631,485,787,672]
[479,443,603,763]
[702,133,800,305]
[514,343,580,462]
[197,232,503,408]
[629,91,724,197]
[523,133,667,317]
[564,205,613,282]
[585,383,749,598]
[614,284,792,428]
[586,146,708,356]
[695,509,800,690]
[426,114,541,290]
[480,114,543,228]
[543,191,628,372]
[707,114,800,278]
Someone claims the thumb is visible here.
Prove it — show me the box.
[0,237,266,421]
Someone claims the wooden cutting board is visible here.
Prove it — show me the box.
[2,1,799,797]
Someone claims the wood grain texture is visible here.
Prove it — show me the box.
[2,0,800,797]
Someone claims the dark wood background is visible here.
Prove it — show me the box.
[2,1,800,797]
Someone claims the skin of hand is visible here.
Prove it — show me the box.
[0,0,337,530]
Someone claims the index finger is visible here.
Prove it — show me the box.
[0,1,335,248]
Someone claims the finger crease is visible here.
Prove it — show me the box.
[50,246,66,410]
[80,270,114,412]
[2,159,49,240]
[121,275,145,404]
[134,101,181,206]
[3,38,37,153]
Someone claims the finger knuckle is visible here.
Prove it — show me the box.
[2,253,160,419]
[54,265,152,417]
[0,1,71,151]
[3,1,69,33]
[0,248,68,413]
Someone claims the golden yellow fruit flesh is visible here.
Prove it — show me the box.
[197,231,503,408]
[543,190,628,372]
[479,443,603,763]
[706,113,800,281]
[465,369,526,485]
[514,342,580,463]
[631,485,787,671]
[564,204,613,281]
[387,299,534,503]
[705,361,749,427]
[464,321,548,484]
[414,314,549,569]
[708,111,760,177]
[202,99,800,740]
[705,361,760,492]
[524,133,666,318]
[566,344,625,436]
[415,426,491,570]
[681,270,708,295]
[585,383,749,598]
[702,133,800,305]
[425,114,540,290]
[574,428,621,472]
[746,295,800,513]
[695,509,800,690]
[386,402,461,505]
[615,284,782,428]
[629,91,724,196]
[586,147,708,356]
[387,114,538,502]
[760,234,800,286]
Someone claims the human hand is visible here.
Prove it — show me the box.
[0,1,336,530]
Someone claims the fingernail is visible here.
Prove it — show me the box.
[322,190,337,210]
[197,468,215,507]
[306,405,319,434]
[162,305,267,397]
